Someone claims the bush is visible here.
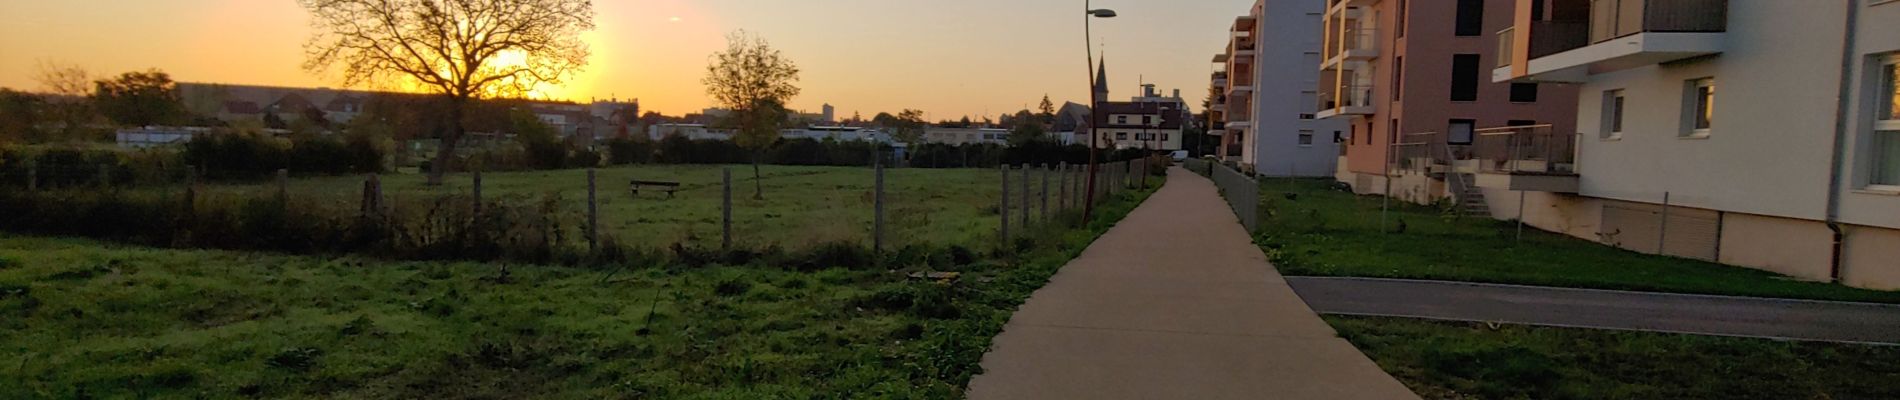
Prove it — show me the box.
[605,137,654,165]
[182,130,384,180]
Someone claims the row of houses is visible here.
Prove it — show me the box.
[1214,0,1899,290]
[176,83,640,144]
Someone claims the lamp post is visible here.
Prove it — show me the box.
[1084,2,1116,220]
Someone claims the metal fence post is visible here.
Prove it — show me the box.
[874,155,886,254]
[587,168,599,253]
[722,167,733,250]
[1658,191,1671,255]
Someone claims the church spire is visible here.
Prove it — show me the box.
[1093,55,1110,101]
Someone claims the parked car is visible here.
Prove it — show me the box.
[1170,150,1189,161]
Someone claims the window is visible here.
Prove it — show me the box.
[1449,119,1476,144]
[1510,83,1539,103]
[1334,130,1345,143]
[1116,132,1128,140]
[1162,133,1170,141]
[1873,56,1900,188]
[1396,0,1407,37]
[1455,0,1484,36]
[1683,78,1715,137]
[1451,54,1480,101]
[1393,56,1405,101]
[1142,116,1153,125]
[1299,113,1315,120]
[1116,116,1128,124]
[1508,120,1537,127]
[1299,130,1315,146]
[1602,90,1625,140]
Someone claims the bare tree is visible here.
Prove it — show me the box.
[299,0,594,185]
[703,31,800,200]
[33,62,95,140]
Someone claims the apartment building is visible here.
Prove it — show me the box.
[1490,0,1899,289]
[1319,0,1578,204]
[1211,0,1350,177]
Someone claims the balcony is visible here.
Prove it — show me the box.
[1324,24,1377,69]
[1469,125,1579,193]
[1316,68,1373,120]
[1496,0,1726,83]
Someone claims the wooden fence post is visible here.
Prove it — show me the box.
[874,155,885,254]
[276,169,289,204]
[26,163,36,192]
[587,168,599,253]
[361,174,382,219]
[1057,162,1069,213]
[1020,164,1030,228]
[722,167,733,251]
[183,166,198,216]
[1040,164,1050,224]
[1000,165,1010,244]
[472,170,484,216]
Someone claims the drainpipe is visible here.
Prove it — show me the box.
[1823,0,1860,283]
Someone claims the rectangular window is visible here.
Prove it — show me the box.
[1451,54,1481,101]
[1393,56,1405,101]
[1873,57,1900,187]
[1334,130,1345,143]
[1510,83,1539,103]
[1508,120,1537,127]
[1162,133,1170,141]
[1116,132,1128,140]
[1116,116,1128,124]
[1142,115,1153,125]
[1602,89,1625,140]
[1396,0,1407,37]
[1299,130,1315,146]
[1683,78,1715,137]
[1449,119,1476,144]
[1455,0,1484,36]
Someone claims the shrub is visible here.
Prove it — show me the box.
[605,137,654,165]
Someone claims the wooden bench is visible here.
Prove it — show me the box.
[629,180,682,198]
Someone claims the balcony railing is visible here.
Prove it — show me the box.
[1319,83,1374,112]
[1589,0,1727,44]
[1471,125,1578,175]
[1497,27,1516,68]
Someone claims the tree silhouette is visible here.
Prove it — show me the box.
[299,0,594,185]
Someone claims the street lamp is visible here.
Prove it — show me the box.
[1084,2,1116,220]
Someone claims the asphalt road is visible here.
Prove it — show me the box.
[1287,277,1900,345]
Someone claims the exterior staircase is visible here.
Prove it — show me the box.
[1451,173,1488,217]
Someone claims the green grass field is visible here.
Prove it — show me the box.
[1327,316,1900,399]
[1254,179,1900,303]
[192,165,1063,251]
[0,176,1159,399]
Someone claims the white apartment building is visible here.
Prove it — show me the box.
[1213,0,1348,177]
[1492,0,1900,289]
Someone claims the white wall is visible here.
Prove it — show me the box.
[1250,0,1346,177]
[1836,0,1900,230]
[1572,0,1849,222]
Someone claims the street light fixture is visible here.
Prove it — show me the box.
[1083,2,1116,220]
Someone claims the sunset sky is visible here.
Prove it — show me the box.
[0,0,1239,120]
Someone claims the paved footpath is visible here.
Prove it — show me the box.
[967,167,1418,400]
[1289,277,1900,345]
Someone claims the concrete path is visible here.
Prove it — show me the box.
[1289,277,1900,345]
[966,168,1418,400]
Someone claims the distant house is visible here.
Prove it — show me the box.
[323,94,367,124]
[1092,100,1185,151]
[218,101,263,122]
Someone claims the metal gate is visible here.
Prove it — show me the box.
[1600,200,1719,261]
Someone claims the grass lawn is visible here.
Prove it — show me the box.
[1255,179,1900,303]
[1327,316,1900,400]
[194,165,1035,251]
[0,177,1159,399]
